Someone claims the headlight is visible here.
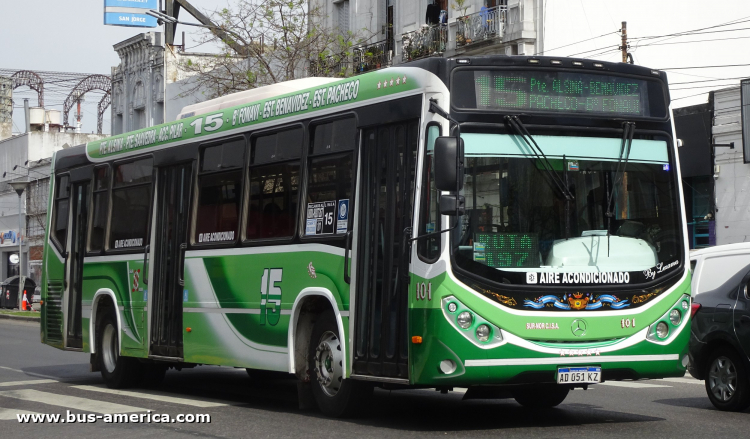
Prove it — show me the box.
[656,322,669,338]
[448,302,457,313]
[476,324,490,342]
[669,309,681,325]
[681,300,689,311]
[457,311,473,329]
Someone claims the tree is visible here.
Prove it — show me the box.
[179,0,371,100]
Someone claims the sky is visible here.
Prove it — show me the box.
[0,0,748,134]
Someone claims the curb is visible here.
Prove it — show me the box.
[0,313,41,323]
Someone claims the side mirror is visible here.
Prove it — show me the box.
[440,194,465,216]
[434,136,464,192]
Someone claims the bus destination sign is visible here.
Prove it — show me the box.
[452,69,653,117]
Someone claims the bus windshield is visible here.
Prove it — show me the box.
[453,131,682,287]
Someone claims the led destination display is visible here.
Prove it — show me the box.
[473,233,540,268]
[453,69,658,117]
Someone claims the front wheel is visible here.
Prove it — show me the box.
[308,310,371,417]
[97,311,142,388]
[705,348,750,411]
[512,386,569,408]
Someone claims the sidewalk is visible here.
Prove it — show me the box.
[0,310,40,323]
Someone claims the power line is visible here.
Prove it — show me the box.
[632,16,750,42]
[637,35,750,47]
[534,31,619,56]
[660,63,750,70]
[670,76,750,85]
[672,91,711,101]
[631,26,750,41]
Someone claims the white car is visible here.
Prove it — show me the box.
[690,242,750,295]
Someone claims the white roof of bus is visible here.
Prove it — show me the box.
[175,77,340,121]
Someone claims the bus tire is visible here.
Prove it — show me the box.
[512,386,569,408]
[97,311,142,388]
[308,310,371,417]
[704,347,750,411]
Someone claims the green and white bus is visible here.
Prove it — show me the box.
[41,55,690,416]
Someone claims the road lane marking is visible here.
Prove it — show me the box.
[663,377,703,385]
[0,389,147,414]
[0,380,57,387]
[0,408,40,421]
[0,366,59,380]
[598,381,671,389]
[72,385,229,408]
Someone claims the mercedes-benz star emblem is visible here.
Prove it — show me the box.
[571,319,587,337]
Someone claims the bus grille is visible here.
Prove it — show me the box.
[45,280,64,341]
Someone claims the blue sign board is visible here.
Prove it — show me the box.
[104,0,158,8]
[104,0,159,28]
[104,12,158,28]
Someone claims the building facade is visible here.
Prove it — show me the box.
[309,0,543,76]
[0,131,105,286]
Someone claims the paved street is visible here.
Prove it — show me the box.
[0,319,748,438]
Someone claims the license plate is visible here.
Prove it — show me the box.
[557,366,601,384]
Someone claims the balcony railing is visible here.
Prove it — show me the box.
[402,25,448,63]
[353,40,393,74]
[310,40,394,77]
[456,6,507,48]
[309,53,350,78]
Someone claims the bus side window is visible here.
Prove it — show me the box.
[417,125,440,262]
[52,174,70,251]
[88,165,110,253]
[304,118,356,238]
[109,158,153,251]
[247,128,303,240]
[194,138,245,245]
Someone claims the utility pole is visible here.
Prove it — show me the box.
[621,21,628,63]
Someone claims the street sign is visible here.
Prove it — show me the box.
[103,0,159,28]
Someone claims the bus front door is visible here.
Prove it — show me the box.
[353,121,418,379]
[66,181,89,349]
[150,163,193,359]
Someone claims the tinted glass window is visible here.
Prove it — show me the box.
[88,166,110,252]
[109,159,153,250]
[312,118,356,154]
[418,125,441,261]
[114,158,152,186]
[253,128,303,165]
[52,175,70,248]
[247,163,299,239]
[109,185,150,249]
[200,138,245,172]
[194,170,243,244]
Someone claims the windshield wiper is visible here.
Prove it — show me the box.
[505,116,574,201]
[605,121,636,256]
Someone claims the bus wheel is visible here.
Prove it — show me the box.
[705,347,750,411]
[512,386,569,408]
[308,310,371,417]
[97,312,142,388]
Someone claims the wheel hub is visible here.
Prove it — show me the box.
[708,356,737,402]
[314,331,343,397]
[101,323,118,374]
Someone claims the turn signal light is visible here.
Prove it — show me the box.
[691,303,701,319]
[411,336,423,344]
[39,300,43,305]
[186,327,192,333]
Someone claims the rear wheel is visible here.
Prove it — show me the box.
[308,310,371,417]
[512,386,569,408]
[97,311,142,388]
[705,347,750,411]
